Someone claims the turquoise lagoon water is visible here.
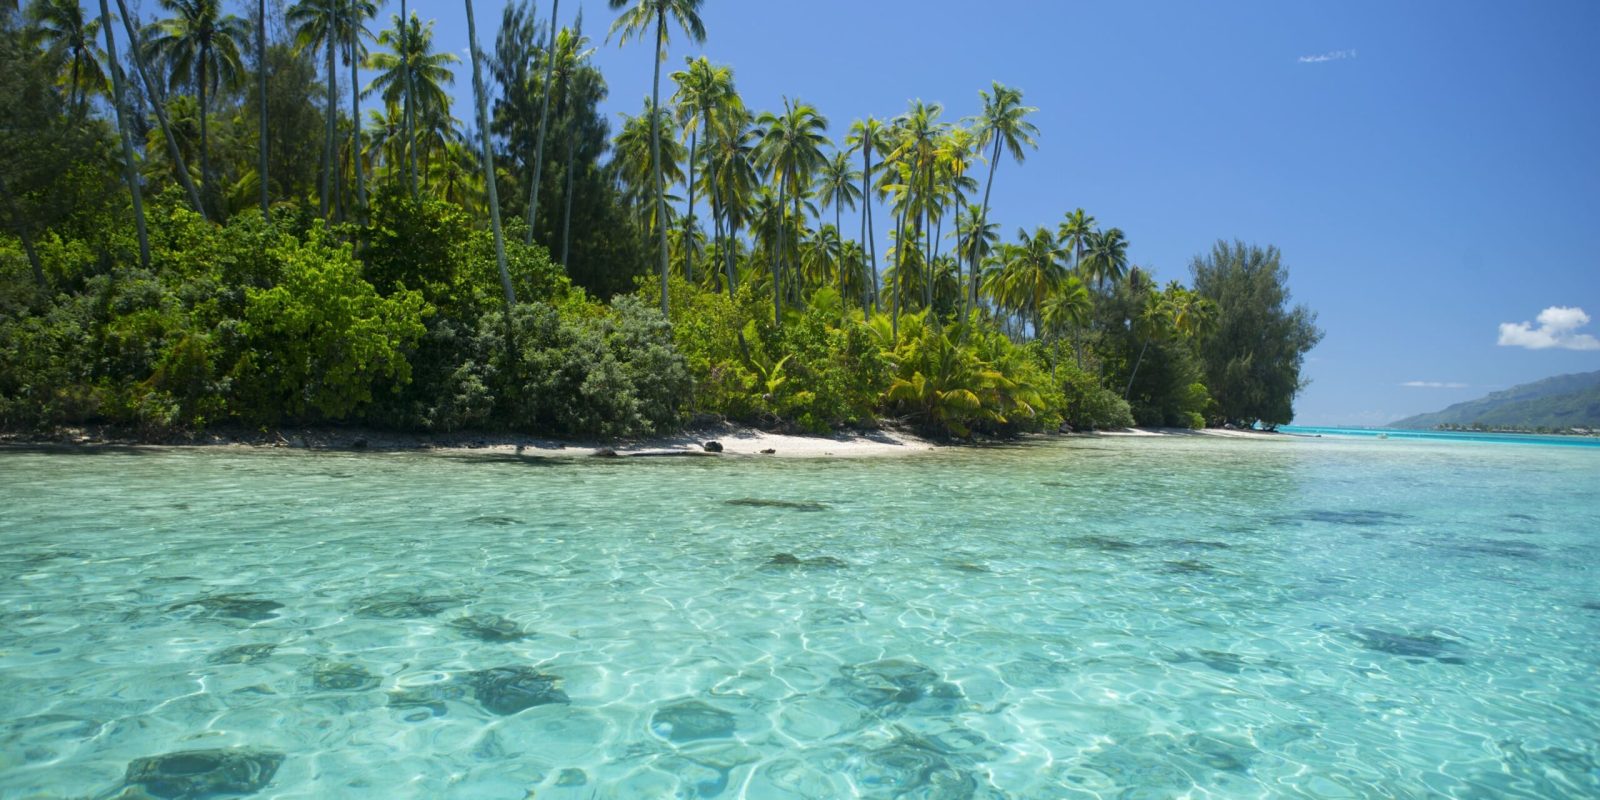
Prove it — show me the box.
[1,435,1597,799]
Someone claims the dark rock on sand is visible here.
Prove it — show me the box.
[449,613,530,642]
[352,591,457,619]
[122,748,284,799]
[170,594,284,622]
[650,700,737,743]
[465,666,569,715]
[725,498,830,511]
[207,643,277,665]
[702,441,723,452]
[312,662,379,691]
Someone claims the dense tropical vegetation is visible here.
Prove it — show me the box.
[0,0,1320,440]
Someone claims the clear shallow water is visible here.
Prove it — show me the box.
[1,437,1597,799]
[1281,425,1600,449]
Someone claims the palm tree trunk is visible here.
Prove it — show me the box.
[649,9,669,315]
[198,50,211,218]
[835,201,844,315]
[1124,336,1151,400]
[559,93,575,268]
[0,175,45,287]
[858,149,869,316]
[322,35,335,220]
[465,0,515,314]
[113,0,205,219]
[401,0,417,199]
[98,0,148,269]
[350,18,366,223]
[866,153,878,314]
[891,203,905,342]
[771,171,785,327]
[973,137,1001,319]
[684,128,695,285]
[257,0,268,217]
[524,0,559,245]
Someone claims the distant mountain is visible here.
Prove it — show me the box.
[1391,370,1600,430]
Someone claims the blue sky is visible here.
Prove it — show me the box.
[286,0,1599,424]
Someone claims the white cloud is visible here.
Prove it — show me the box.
[1299,49,1357,64]
[1400,381,1469,389]
[1497,306,1600,351]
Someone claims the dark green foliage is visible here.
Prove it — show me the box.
[1191,241,1322,429]
[1054,361,1135,430]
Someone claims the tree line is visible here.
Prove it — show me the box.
[0,0,1321,438]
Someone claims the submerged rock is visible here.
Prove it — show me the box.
[832,660,964,717]
[466,666,569,715]
[1293,509,1410,527]
[650,700,737,743]
[1162,649,1289,676]
[1161,559,1217,575]
[764,553,848,570]
[312,662,379,692]
[1350,628,1467,664]
[122,748,284,799]
[846,732,985,798]
[467,515,522,526]
[170,594,284,622]
[352,591,458,619]
[1062,535,1140,552]
[725,498,830,511]
[388,682,469,719]
[449,614,530,642]
[206,644,277,665]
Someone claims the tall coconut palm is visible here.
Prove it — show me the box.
[954,202,997,317]
[705,108,758,296]
[464,0,514,315]
[614,98,684,235]
[753,98,828,325]
[999,226,1066,338]
[255,0,266,217]
[1058,207,1094,272]
[112,0,204,217]
[816,150,860,312]
[882,101,944,327]
[1081,227,1129,290]
[846,116,887,315]
[671,55,736,286]
[969,82,1038,311]
[287,0,341,220]
[524,0,559,246]
[96,0,147,267]
[26,0,106,115]
[367,13,453,191]
[145,0,247,218]
[343,0,375,221]
[552,17,595,268]
[608,0,705,315]
[1042,273,1091,369]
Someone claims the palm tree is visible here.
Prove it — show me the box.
[608,0,706,315]
[464,0,514,316]
[846,117,887,315]
[96,0,147,267]
[343,0,375,221]
[145,0,247,218]
[954,202,997,316]
[254,0,266,217]
[816,150,861,313]
[1000,226,1066,338]
[552,17,595,268]
[524,0,559,246]
[969,82,1038,311]
[287,0,340,220]
[367,12,458,193]
[614,99,684,235]
[1082,227,1129,290]
[1058,208,1094,271]
[1042,273,1091,369]
[705,108,758,297]
[26,0,106,115]
[882,100,944,329]
[671,55,736,286]
[112,0,204,217]
[754,98,828,325]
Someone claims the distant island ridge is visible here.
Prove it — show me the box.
[1390,370,1600,433]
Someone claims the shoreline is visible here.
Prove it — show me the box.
[0,423,1287,459]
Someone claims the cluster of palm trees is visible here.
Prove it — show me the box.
[22,0,1167,353]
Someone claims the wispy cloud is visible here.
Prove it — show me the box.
[1299,49,1357,64]
[1498,306,1600,351]
[1400,381,1469,389]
